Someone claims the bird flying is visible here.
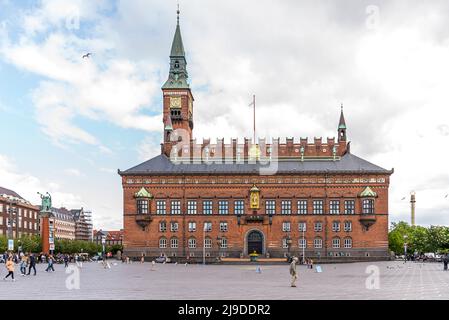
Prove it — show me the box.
[82,53,92,59]
[445,194,448,199]
[401,197,406,200]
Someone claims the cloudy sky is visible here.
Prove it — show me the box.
[0,0,448,230]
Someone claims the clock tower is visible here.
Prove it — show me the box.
[162,8,194,150]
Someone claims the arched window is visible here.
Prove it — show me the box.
[332,221,341,232]
[204,237,212,249]
[159,221,167,233]
[332,237,341,249]
[159,237,167,249]
[220,237,228,249]
[314,237,323,249]
[188,237,196,249]
[170,237,178,249]
[299,238,307,249]
[344,221,352,232]
[344,237,352,248]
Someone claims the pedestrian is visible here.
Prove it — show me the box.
[27,253,37,276]
[20,254,28,276]
[45,255,55,272]
[443,254,448,271]
[310,258,314,270]
[64,254,69,268]
[3,257,15,282]
[141,253,145,264]
[290,256,299,287]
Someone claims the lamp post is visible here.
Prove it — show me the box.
[286,233,293,261]
[302,226,305,264]
[216,236,222,261]
[7,198,18,251]
[403,234,408,264]
[203,223,207,265]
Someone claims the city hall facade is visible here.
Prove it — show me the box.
[119,14,393,262]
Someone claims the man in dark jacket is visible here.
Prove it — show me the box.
[27,253,37,276]
[443,254,448,271]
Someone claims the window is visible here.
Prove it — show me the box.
[220,237,228,249]
[265,200,276,215]
[313,200,324,214]
[281,200,292,215]
[159,238,167,248]
[204,237,212,249]
[362,199,375,214]
[299,238,307,249]
[156,201,166,215]
[187,201,197,215]
[234,200,244,215]
[332,237,341,249]
[218,201,229,215]
[188,222,197,232]
[298,200,308,214]
[188,238,196,249]
[344,200,355,215]
[314,222,323,232]
[344,237,353,248]
[298,222,307,232]
[282,238,289,249]
[282,222,291,232]
[171,201,181,215]
[170,222,179,232]
[204,222,212,232]
[0,204,2,212]
[344,221,352,232]
[330,200,340,214]
[203,201,213,215]
[332,221,340,232]
[159,221,167,232]
[170,238,178,248]
[137,199,149,215]
[314,237,323,249]
[220,222,228,232]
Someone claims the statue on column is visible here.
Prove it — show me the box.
[38,192,52,213]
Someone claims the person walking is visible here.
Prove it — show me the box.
[3,257,15,282]
[64,254,69,268]
[27,253,37,276]
[443,254,448,271]
[45,255,55,272]
[310,258,314,270]
[290,256,299,287]
[20,254,28,276]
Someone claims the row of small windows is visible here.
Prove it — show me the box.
[283,237,353,249]
[159,221,228,233]
[283,221,352,232]
[159,237,353,249]
[159,237,228,249]
[0,205,38,219]
[137,199,374,215]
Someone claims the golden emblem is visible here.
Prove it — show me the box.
[250,185,260,209]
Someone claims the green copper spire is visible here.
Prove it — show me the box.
[338,104,347,129]
[162,7,189,89]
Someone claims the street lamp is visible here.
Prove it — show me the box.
[403,235,408,263]
[7,198,18,250]
[216,236,222,261]
[301,225,305,264]
[203,223,208,265]
[286,233,293,261]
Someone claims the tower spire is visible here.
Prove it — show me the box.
[338,103,347,142]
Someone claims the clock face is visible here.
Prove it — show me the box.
[170,97,182,109]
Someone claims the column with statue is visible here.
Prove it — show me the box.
[38,192,54,254]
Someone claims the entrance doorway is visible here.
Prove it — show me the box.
[247,230,264,255]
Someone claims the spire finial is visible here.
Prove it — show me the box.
[177,2,180,25]
[341,103,344,111]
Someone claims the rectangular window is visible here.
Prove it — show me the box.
[204,222,212,232]
[137,200,149,215]
[281,200,292,215]
[171,201,181,215]
[220,222,228,232]
[362,199,375,214]
[220,238,228,249]
[314,222,323,232]
[282,238,289,249]
[344,200,355,215]
[187,201,197,215]
[159,238,167,248]
[159,222,167,233]
[203,201,213,215]
[188,238,196,249]
[332,221,341,232]
[330,200,340,214]
[299,238,307,249]
[314,238,323,249]
[298,222,307,232]
[204,238,212,249]
[265,200,276,215]
[333,238,341,248]
[297,200,308,214]
[156,201,167,215]
[344,238,352,248]
[218,201,229,215]
[234,200,244,215]
[171,238,178,248]
[170,222,179,232]
[282,222,291,232]
[344,221,352,232]
[188,222,197,232]
[313,200,324,214]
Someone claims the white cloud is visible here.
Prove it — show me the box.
[64,168,83,177]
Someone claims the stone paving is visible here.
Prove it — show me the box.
[0,260,448,300]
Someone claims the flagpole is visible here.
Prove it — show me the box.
[253,94,256,144]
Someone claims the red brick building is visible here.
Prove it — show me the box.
[119,13,393,262]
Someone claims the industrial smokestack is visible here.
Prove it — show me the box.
[410,191,416,226]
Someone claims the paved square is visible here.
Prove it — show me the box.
[1,261,448,300]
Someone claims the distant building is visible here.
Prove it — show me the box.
[51,207,76,240]
[0,186,39,238]
[71,208,93,241]
[93,229,124,246]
